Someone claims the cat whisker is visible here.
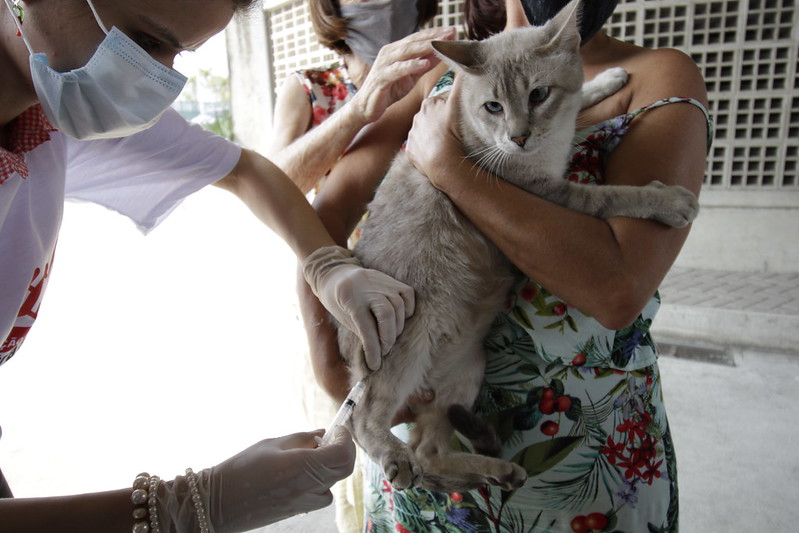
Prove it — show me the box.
[571,129,591,146]
[474,146,509,185]
[465,145,501,183]
[471,151,502,183]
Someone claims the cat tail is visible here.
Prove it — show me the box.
[447,404,502,457]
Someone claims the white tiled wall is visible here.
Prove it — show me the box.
[264,0,799,190]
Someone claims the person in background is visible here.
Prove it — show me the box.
[268,0,440,193]
[298,0,712,530]
[0,0,448,531]
[267,4,449,530]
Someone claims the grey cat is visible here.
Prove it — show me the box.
[336,0,698,492]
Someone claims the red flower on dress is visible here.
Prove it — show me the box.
[641,458,664,484]
[599,435,626,465]
[520,284,538,301]
[312,105,328,126]
[333,83,349,101]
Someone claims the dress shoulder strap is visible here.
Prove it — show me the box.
[631,97,714,151]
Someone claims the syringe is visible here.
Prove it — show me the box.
[319,380,366,446]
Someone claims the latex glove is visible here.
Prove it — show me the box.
[351,26,456,124]
[156,427,356,533]
[302,245,415,371]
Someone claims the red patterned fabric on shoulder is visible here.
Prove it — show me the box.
[0,104,55,183]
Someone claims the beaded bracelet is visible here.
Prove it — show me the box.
[185,468,210,533]
[131,472,160,533]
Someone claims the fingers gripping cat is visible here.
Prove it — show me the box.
[334,0,698,492]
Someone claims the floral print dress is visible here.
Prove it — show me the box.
[294,62,358,127]
[361,73,713,533]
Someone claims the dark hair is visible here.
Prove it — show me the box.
[521,0,617,43]
[463,0,619,43]
[309,0,439,55]
[229,0,260,12]
[463,0,505,40]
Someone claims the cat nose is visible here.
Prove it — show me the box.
[510,134,529,147]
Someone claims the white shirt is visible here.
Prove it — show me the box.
[0,108,241,366]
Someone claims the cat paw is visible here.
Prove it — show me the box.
[487,462,528,491]
[383,452,422,490]
[594,66,628,93]
[647,180,700,227]
[581,67,628,109]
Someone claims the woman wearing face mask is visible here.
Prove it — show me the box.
[299,0,711,530]
[268,6,448,529]
[268,0,442,193]
[0,0,452,531]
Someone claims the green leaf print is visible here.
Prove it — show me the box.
[544,360,562,375]
[510,436,583,478]
[511,305,534,330]
[564,396,583,422]
[517,363,543,377]
[566,315,577,332]
[431,70,455,96]
[549,378,565,397]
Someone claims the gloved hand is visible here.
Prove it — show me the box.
[155,427,356,533]
[302,245,415,371]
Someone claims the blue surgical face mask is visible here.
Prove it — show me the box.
[340,0,420,66]
[4,0,187,140]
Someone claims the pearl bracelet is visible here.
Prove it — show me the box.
[185,468,210,533]
[131,473,160,533]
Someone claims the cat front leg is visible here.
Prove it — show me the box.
[580,67,628,109]
[350,377,423,490]
[553,180,699,227]
[637,180,700,227]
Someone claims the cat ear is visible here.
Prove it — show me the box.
[543,0,582,52]
[432,40,483,74]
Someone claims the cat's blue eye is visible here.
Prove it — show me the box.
[529,87,550,104]
[484,101,503,114]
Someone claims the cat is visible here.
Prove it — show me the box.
[335,0,699,492]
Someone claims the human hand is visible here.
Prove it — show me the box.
[209,427,356,531]
[302,245,415,371]
[405,74,464,190]
[352,27,456,125]
[155,428,356,533]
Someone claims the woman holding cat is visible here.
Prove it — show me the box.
[300,0,711,531]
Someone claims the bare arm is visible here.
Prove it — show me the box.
[0,489,131,533]
[406,49,709,330]
[268,74,369,195]
[218,145,417,372]
[0,429,356,533]
[268,74,313,160]
[214,148,336,258]
[270,27,455,194]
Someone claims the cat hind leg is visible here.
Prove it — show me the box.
[446,404,501,457]
[412,407,527,492]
